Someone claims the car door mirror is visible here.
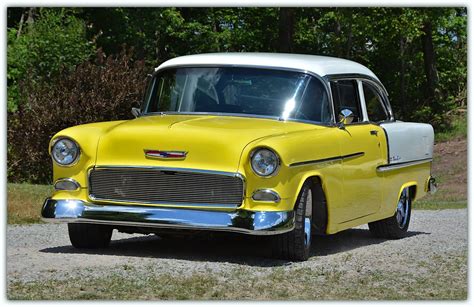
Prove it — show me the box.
[338,109,355,127]
[131,107,141,118]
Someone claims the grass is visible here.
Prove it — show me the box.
[8,252,467,300]
[6,182,467,225]
[413,200,467,210]
[7,183,53,224]
[435,115,467,142]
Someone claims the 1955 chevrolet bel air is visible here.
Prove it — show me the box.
[41,53,437,261]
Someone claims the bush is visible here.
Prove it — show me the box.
[8,8,95,112]
[7,49,148,184]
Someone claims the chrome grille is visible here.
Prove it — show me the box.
[89,167,244,207]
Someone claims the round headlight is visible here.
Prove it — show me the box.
[51,138,80,166]
[251,148,279,177]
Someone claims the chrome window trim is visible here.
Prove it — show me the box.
[87,165,246,208]
[54,178,81,191]
[50,137,81,167]
[360,80,392,123]
[376,158,432,173]
[145,64,337,125]
[325,73,394,122]
[327,78,364,124]
[251,189,281,203]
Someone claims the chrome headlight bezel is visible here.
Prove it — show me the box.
[50,137,81,167]
[250,147,280,178]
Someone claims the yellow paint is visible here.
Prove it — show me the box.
[49,114,432,234]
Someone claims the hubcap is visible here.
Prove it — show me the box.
[396,188,410,228]
[304,188,312,246]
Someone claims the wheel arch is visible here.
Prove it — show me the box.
[398,181,418,203]
[295,173,328,235]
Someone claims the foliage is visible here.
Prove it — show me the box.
[6,7,467,183]
[7,8,95,112]
[7,50,147,183]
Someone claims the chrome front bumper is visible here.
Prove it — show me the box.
[41,198,295,235]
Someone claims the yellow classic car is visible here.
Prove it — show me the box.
[42,53,437,261]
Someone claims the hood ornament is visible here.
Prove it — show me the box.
[144,149,187,160]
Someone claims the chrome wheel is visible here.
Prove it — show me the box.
[396,188,410,228]
[304,188,312,246]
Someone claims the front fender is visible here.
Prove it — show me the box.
[49,120,127,189]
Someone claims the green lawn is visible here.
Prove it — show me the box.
[7,183,53,224]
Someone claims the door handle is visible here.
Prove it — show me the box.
[370,130,378,136]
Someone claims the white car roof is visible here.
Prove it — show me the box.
[156,52,379,81]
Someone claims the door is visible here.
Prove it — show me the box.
[330,79,385,223]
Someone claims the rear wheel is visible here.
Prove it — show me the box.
[368,187,412,239]
[272,182,313,261]
[68,223,113,248]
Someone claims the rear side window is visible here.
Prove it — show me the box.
[363,82,388,122]
[330,80,362,122]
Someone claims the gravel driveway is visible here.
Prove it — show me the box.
[7,209,468,299]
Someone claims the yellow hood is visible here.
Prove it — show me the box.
[95,114,316,173]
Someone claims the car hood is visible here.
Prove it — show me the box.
[95,114,317,173]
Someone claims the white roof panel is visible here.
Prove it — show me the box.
[156,52,379,80]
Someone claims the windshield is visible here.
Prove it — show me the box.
[144,67,332,123]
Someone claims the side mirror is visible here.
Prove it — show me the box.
[131,107,141,118]
[338,109,355,128]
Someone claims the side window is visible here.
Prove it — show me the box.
[330,80,362,123]
[363,82,388,122]
[295,78,331,123]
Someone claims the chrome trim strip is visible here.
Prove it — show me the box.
[376,158,433,173]
[289,152,365,167]
[87,165,246,208]
[251,189,281,203]
[41,198,295,235]
[54,178,81,191]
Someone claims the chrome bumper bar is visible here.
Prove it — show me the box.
[41,198,295,235]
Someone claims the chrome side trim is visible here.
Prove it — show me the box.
[41,198,295,235]
[376,158,433,173]
[54,178,81,191]
[289,152,365,167]
[87,165,246,208]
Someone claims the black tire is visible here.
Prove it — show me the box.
[272,182,313,261]
[68,223,113,249]
[368,187,412,239]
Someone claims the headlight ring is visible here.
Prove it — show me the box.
[50,137,80,166]
[250,147,280,177]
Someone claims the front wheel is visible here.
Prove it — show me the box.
[368,187,412,239]
[68,223,113,248]
[272,182,313,261]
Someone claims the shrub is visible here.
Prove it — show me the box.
[8,8,95,112]
[7,49,148,184]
